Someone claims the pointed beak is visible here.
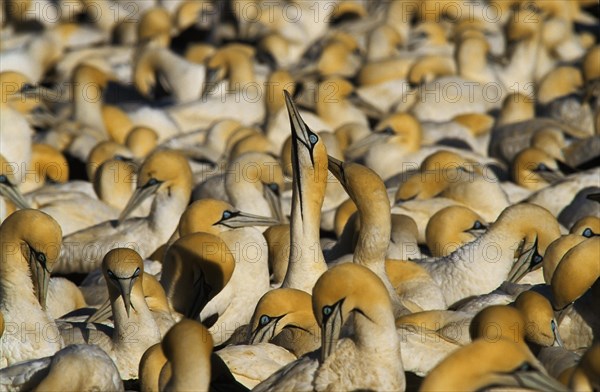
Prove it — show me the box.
[536,168,564,184]
[249,318,280,344]
[263,184,286,223]
[327,155,346,186]
[321,302,344,363]
[85,299,112,324]
[28,250,51,310]
[344,132,388,160]
[507,368,568,392]
[0,181,30,210]
[551,320,564,347]
[284,90,313,148]
[116,278,135,318]
[217,211,280,229]
[202,66,221,99]
[507,237,540,283]
[118,180,162,224]
[586,192,600,203]
[347,92,384,119]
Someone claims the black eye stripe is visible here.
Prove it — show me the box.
[107,267,141,280]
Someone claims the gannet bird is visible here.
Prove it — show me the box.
[397,289,564,376]
[417,203,561,306]
[197,151,284,223]
[327,155,446,314]
[512,147,569,191]
[0,344,124,392]
[247,288,320,357]
[86,271,177,337]
[55,150,192,274]
[255,263,405,392]
[168,198,277,345]
[59,248,161,380]
[345,112,498,181]
[420,337,568,391]
[0,209,63,368]
[425,206,487,257]
[279,91,329,293]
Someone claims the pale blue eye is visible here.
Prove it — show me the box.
[309,134,318,144]
[147,178,158,186]
[323,306,332,316]
[259,315,270,326]
[582,228,593,238]
[222,211,232,219]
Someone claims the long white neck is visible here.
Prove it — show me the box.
[282,158,328,293]
[148,188,190,244]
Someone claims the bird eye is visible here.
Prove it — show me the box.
[551,319,557,332]
[582,228,593,238]
[147,178,159,186]
[37,252,46,264]
[0,175,7,183]
[309,133,318,145]
[519,362,533,372]
[323,306,333,316]
[222,210,232,219]
[132,267,141,278]
[380,126,395,135]
[532,253,543,266]
[537,163,548,172]
[268,183,279,192]
[259,315,270,326]
[473,220,483,230]
[107,270,116,279]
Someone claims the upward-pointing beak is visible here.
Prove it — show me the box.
[284,90,313,148]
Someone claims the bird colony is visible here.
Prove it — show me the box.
[1,0,599,391]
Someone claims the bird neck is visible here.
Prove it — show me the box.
[148,186,190,238]
[353,301,399,355]
[353,197,392,268]
[284,184,328,293]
